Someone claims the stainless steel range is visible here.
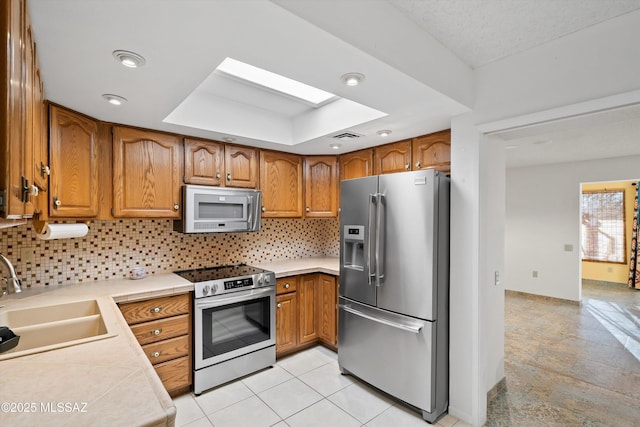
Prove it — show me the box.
[175,264,276,395]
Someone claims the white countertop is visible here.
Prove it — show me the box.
[0,257,338,427]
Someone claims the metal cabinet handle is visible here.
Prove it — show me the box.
[261,206,265,212]
[29,185,39,196]
[416,161,422,169]
[173,203,179,211]
[405,163,410,170]
[284,283,290,289]
[152,329,162,336]
[226,173,231,181]
[150,351,161,358]
[53,197,61,208]
[277,303,282,308]
[306,206,310,212]
[215,172,221,179]
[150,307,162,313]
[41,162,50,177]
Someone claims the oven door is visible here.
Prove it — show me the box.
[194,287,275,370]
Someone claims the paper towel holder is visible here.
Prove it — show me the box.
[32,213,89,235]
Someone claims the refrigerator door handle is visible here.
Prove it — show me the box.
[340,304,423,334]
[375,193,385,286]
[367,193,376,285]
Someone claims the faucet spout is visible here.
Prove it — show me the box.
[0,254,22,295]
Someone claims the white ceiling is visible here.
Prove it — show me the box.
[28,0,640,162]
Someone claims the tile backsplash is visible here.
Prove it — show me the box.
[1,218,340,287]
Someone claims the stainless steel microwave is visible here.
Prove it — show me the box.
[173,185,262,233]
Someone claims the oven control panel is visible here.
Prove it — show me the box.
[224,278,253,290]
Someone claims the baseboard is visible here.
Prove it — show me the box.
[505,289,580,305]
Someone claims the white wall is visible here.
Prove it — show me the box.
[450,115,505,426]
[505,155,640,301]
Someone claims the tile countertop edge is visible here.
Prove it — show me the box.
[253,256,339,278]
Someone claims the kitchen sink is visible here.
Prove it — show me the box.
[0,299,116,360]
[4,299,101,327]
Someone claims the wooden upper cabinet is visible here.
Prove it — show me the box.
[49,106,99,217]
[373,139,411,175]
[304,156,338,217]
[184,138,224,186]
[412,129,451,173]
[339,149,373,181]
[225,144,258,188]
[112,127,182,218]
[260,151,303,218]
[32,59,48,191]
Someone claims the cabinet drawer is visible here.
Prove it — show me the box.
[276,277,298,295]
[142,335,189,365]
[155,356,190,393]
[120,293,190,325]
[130,314,189,345]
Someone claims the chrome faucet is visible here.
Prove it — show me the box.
[0,254,22,295]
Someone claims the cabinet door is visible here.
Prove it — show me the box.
[225,144,258,188]
[298,274,318,345]
[304,156,338,217]
[32,62,48,190]
[276,292,298,355]
[412,129,451,173]
[373,140,411,175]
[49,106,99,217]
[260,150,302,217]
[184,138,224,186]
[1,0,27,218]
[113,127,182,218]
[340,149,373,181]
[317,274,337,346]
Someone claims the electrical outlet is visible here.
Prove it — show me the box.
[494,271,500,286]
[532,270,538,278]
[20,247,34,264]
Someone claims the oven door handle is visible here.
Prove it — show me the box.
[195,287,274,309]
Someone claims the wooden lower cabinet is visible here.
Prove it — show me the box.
[275,274,337,357]
[118,293,192,396]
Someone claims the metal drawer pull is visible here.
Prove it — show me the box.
[150,307,162,313]
[284,283,290,289]
[277,303,282,308]
[151,351,161,358]
[226,173,231,181]
[152,329,162,336]
[340,304,423,334]
[215,172,221,179]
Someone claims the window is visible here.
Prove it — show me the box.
[581,190,626,263]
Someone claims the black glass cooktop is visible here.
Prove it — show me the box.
[174,264,269,283]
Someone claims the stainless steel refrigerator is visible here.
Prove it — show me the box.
[338,169,449,424]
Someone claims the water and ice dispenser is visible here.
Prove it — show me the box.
[343,225,365,271]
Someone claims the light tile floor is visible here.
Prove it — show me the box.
[173,346,466,427]
[486,280,640,426]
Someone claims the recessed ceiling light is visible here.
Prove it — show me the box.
[330,143,342,150]
[113,50,146,68]
[222,136,236,143]
[102,94,127,106]
[216,58,336,106]
[341,72,365,86]
[377,130,392,137]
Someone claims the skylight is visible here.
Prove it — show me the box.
[216,57,336,106]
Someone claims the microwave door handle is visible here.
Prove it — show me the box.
[247,195,253,226]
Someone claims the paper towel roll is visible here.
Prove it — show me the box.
[36,223,89,240]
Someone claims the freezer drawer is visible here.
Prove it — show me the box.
[338,298,436,413]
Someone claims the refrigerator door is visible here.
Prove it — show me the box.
[377,170,440,320]
[338,297,436,413]
[339,176,378,306]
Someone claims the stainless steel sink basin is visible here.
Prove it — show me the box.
[0,299,116,360]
